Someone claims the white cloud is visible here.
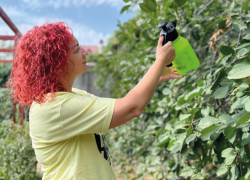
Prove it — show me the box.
[1,6,28,18]
[20,0,125,9]
[0,8,110,46]
[0,23,15,35]
[1,0,125,45]
[70,23,111,45]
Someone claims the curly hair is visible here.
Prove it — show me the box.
[9,22,74,106]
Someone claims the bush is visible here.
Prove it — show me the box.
[93,0,250,179]
[0,89,12,122]
[0,120,41,180]
[0,64,12,88]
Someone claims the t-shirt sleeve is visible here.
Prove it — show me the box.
[60,94,115,138]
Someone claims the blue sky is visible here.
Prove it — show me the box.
[0,0,135,46]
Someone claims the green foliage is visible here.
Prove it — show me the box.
[92,0,250,179]
[0,89,12,122]
[0,64,12,88]
[0,89,38,179]
[0,41,13,88]
[139,0,157,13]
[0,120,41,180]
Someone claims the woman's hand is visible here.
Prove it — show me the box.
[156,36,176,66]
[159,67,183,83]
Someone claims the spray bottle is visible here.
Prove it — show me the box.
[158,20,200,75]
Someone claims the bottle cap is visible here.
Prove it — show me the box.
[158,20,179,42]
[165,20,178,41]
[157,21,168,31]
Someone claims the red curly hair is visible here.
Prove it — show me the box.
[9,22,74,106]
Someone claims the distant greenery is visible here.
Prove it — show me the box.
[0,119,41,180]
[93,0,250,179]
[0,88,12,122]
[0,64,12,88]
[0,37,39,180]
[0,40,13,87]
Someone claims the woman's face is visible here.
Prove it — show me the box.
[67,36,89,78]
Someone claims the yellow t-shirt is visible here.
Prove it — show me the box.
[29,88,116,180]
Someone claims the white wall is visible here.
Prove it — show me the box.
[73,62,110,97]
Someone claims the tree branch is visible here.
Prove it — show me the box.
[184,0,215,29]
[236,0,243,48]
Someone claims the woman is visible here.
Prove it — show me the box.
[10,22,183,180]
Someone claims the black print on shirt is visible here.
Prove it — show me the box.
[94,133,111,165]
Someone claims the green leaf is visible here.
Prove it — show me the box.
[238,83,249,91]
[123,0,130,2]
[245,100,250,112]
[236,43,250,50]
[240,178,246,180]
[231,98,246,110]
[240,147,249,163]
[243,33,250,40]
[229,130,237,144]
[201,106,210,117]
[242,1,249,12]
[219,114,235,124]
[237,48,249,58]
[211,70,226,90]
[139,3,151,12]
[174,0,188,7]
[220,54,232,66]
[163,88,172,95]
[168,133,186,153]
[224,126,235,139]
[220,46,234,55]
[219,20,227,29]
[158,134,169,147]
[180,166,193,178]
[217,163,228,177]
[143,0,157,12]
[120,5,131,14]
[221,148,237,166]
[245,170,250,179]
[241,133,250,146]
[168,142,183,153]
[236,112,250,125]
[200,124,219,139]
[186,134,196,144]
[180,114,191,121]
[221,148,236,158]
[230,165,239,180]
[214,86,229,99]
[167,139,175,149]
[233,20,248,32]
[197,116,218,130]
[230,1,235,12]
[184,87,203,101]
[228,65,250,79]
[186,127,193,137]
[177,95,187,106]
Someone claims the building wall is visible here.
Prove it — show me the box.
[73,62,110,97]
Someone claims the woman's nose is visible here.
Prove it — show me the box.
[82,49,89,56]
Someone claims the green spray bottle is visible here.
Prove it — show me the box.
[158,20,200,75]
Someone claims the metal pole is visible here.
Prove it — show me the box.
[0,60,13,63]
[0,35,16,40]
[0,48,14,52]
[0,7,25,124]
[0,6,22,37]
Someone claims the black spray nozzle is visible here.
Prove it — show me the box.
[157,21,168,31]
[158,19,178,43]
[166,20,177,33]
[170,19,177,26]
